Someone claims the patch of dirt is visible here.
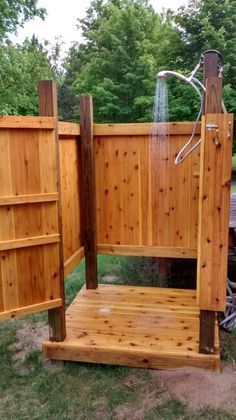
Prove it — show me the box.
[115,363,236,419]
[152,362,236,412]
[9,321,64,374]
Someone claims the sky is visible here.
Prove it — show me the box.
[11,0,188,54]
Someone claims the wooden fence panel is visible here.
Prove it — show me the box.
[197,113,233,311]
[59,123,84,276]
[0,121,62,321]
[95,123,200,254]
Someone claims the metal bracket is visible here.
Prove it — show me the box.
[206,123,219,131]
[206,123,221,146]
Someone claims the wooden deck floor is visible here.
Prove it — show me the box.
[43,284,220,370]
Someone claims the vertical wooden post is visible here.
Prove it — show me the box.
[157,258,169,286]
[80,95,98,289]
[38,80,66,342]
[198,51,223,354]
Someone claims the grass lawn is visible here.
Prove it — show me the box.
[0,257,236,419]
[231,155,236,192]
[232,154,236,171]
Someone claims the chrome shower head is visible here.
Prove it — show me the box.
[157,70,168,79]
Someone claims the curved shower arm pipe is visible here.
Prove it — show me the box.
[191,77,205,92]
[157,70,205,164]
[156,70,227,164]
[157,70,203,100]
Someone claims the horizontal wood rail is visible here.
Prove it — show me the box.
[97,244,197,259]
[93,122,201,136]
[0,120,201,136]
[0,298,62,321]
[0,234,60,251]
[64,247,85,277]
[57,122,201,139]
[0,193,59,206]
[0,116,56,129]
[58,121,80,137]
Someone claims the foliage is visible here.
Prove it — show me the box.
[0,37,55,115]
[1,0,236,127]
[173,0,236,116]
[59,0,236,128]
[59,0,182,122]
[0,0,57,116]
[232,155,236,171]
[0,0,45,40]
[58,45,81,121]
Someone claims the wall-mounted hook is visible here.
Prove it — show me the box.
[206,123,221,146]
[214,129,221,146]
[227,121,232,139]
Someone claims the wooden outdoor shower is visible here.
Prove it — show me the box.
[0,51,234,370]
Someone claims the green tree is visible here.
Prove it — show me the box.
[58,45,81,121]
[60,0,182,122]
[173,0,236,115]
[60,0,236,125]
[0,37,55,115]
[0,0,45,40]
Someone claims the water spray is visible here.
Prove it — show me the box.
[156,50,226,165]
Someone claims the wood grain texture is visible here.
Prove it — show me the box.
[38,80,66,341]
[199,310,216,354]
[0,123,62,320]
[64,247,85,277]
[197,113,233,311]
[43,284,220,371]
[59,137,82,268]
[58,122,80,137]
[198,52,222,355]
[94,122,201,136]
[58,122,200,263]
[205,77,222,114]
[95,132,200,249]
[0,116,55,129]
[0,234,60,251]
[97,244,197,258]
[203,53,219,80]
[0,298,62,321]
[80,95,98,289]
[0,193,59,206]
